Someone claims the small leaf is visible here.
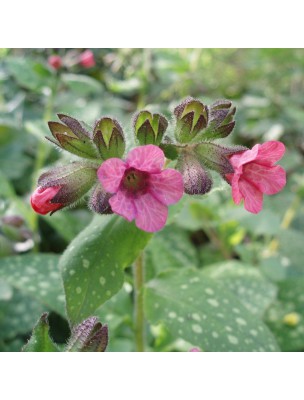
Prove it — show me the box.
[145,268,279,351]
[23,313,60,352]
[60,215,151,325]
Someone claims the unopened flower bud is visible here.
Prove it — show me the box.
[47,114,98,159]
[1,215,24,227]
[48,55,62,70]
[79,50,96,68]
[66,316,108,352]
[200,99,236,140]
[133,111,168,146]
[93,117,125,160]
[31,162,98,215]
[174,97,208,143]
[177,150,212,195]
[30,186,63,215]
[88,183,113,214]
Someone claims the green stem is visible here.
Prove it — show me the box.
[133,252,145,352]
[30,74,59,248]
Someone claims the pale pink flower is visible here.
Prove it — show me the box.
[97,145,184,232]
[79,50,96,68]
[226,141,286,214]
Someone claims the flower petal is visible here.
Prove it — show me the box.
[255,141,286,166]
[238,178,263,214]
[126,145,164,173]
[230,174,243,205]
[243,163,286,195]
[149,169,184,205]
[97,158,126,193]
[109,190,136,222]
[229,145,259,169]
[134,192,168,232]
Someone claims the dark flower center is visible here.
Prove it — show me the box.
[122,168,149,194]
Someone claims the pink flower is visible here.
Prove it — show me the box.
[48,55,62,70]
[30,186,63,215]
[79,50,96,68]
[189,347,201,352]
[225,141,286,213]
[97,145,184,232]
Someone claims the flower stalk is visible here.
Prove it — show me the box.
[133,252,145,352]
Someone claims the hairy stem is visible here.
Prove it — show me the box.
[133,252,145,352]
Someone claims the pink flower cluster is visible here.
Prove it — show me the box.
[48,50,95,70]
[98,145,184,233]
[226,141,286,213]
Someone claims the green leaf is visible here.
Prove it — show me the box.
[42,210,92,242]
[0,254,65,316]
[200,261,278,317]
[145,268,279,351]
[0,288,45,340]
[6,57,53,92]
[264,277,304,351]
[145,224,198,277]
[61,73,104,96]
[23,313,60,352]
[60,215,151,325]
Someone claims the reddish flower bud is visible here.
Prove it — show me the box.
[30,186,63,215]
[48,55,62,70]
[79,50,95,68]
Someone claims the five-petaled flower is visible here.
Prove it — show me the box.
[97,145,184,232]
[30,186,63,215]
[225,141,286,213]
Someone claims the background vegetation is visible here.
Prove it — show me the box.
[0,48,303,351]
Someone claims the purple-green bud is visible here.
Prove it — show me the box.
[197,99,236,141]
[47,114,98,159]
[174,97,208,143]
[93,117,125,160]
[88,183,113,215]
[177,150,212,195]
[1,215,24,227]
[133,111,168,146]
[194,143,247,175]
[66,316,108,352]
[38,161,98,211]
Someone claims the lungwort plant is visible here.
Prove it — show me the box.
[26,97,286,352]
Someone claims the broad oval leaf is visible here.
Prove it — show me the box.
[60,215,151,325]
[145,268,280,352]
[0,254,64,316]
[264,277,304,351]
[201,261,278,317]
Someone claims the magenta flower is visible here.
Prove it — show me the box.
[225,141,286,213]
[97,145,184,232]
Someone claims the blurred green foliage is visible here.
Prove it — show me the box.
[0,48,303,351]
